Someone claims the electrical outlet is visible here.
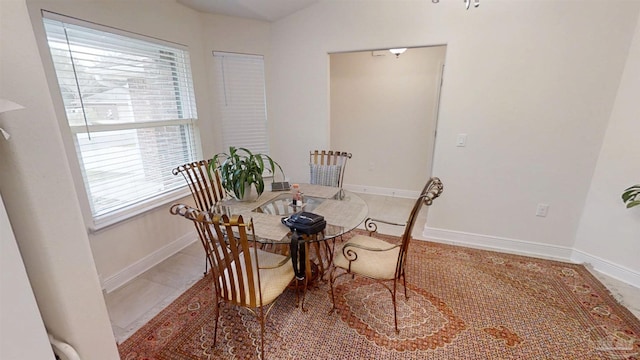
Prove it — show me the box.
[536,203,549,217]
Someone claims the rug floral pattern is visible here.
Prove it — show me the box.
[118,231,640,359]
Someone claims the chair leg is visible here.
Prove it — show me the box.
[392,279,399,333]
[328,267,341,315]
[402,271,408,299]
[259,305,265,359]
[213,302,220,348]
[204,253,208,276]
[320,238,337,281]
[312,242,325,280]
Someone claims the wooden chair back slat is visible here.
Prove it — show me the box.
[170,204,288,358]
[210,218,232,302]
[234,217,258,307]
[170,205,260,308]
[173,160,225,211]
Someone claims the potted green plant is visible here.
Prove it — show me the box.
[622,184,640,208]
[209,146,285,201]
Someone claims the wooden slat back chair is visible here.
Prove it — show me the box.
[309,150,352,191]
[172,159,225,212]
[329,177,444,333]
[173,160,226,274]
[170,204,294,359]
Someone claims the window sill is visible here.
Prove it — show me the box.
[88,188,191,233]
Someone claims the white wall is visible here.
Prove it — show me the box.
[573,17,640,280]
[25,0,209,287]
[330,46,446,193]
[1,194,55,360]
[267,1,640,283]
[200,13,272,158]
[2,0,271,358]
[0,0,120,358]
[21,0,272,289]
[427,1,637,250]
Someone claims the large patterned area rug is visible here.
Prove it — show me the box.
[118,230,640,359]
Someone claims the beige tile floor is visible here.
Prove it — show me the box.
[104,193,640,343]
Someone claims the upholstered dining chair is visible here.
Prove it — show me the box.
[309,150,352,190]
[328,177,444,333]
[170,204,294,359]
[308,150,352,270]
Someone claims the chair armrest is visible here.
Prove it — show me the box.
[342,242,399,263]
[258,255,292,270]
[364,217,406,235]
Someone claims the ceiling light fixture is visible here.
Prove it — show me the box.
[389,48,407,58]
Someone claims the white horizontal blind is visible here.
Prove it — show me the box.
[213,52,269,155]
[43,13,200,225]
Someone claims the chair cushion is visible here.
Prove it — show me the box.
[310,164,342,187]
[333,234,400,280]
[221,249,294,307]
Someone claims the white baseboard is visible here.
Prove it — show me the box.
[422,227,573,261]
[343,183,419,199]
[101,230,197,293]
[422,227,640,288]
[571,249,640,288]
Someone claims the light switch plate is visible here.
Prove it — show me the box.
[456,134,467,147]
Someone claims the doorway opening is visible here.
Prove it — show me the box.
[329,45,446,197]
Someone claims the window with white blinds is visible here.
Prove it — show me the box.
[213,52,269,155]
[43,13,200,227]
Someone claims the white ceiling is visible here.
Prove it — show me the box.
[177,0,320,22]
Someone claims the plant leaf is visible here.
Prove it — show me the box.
[622,184,640,202]
[211,146,286,200]
[255,182,262,196]
[627,200,640,208]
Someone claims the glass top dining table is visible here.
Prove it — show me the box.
[216,184,369,244]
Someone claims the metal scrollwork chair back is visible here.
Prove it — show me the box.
[328,177,444,333]
[170,204,294,359]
